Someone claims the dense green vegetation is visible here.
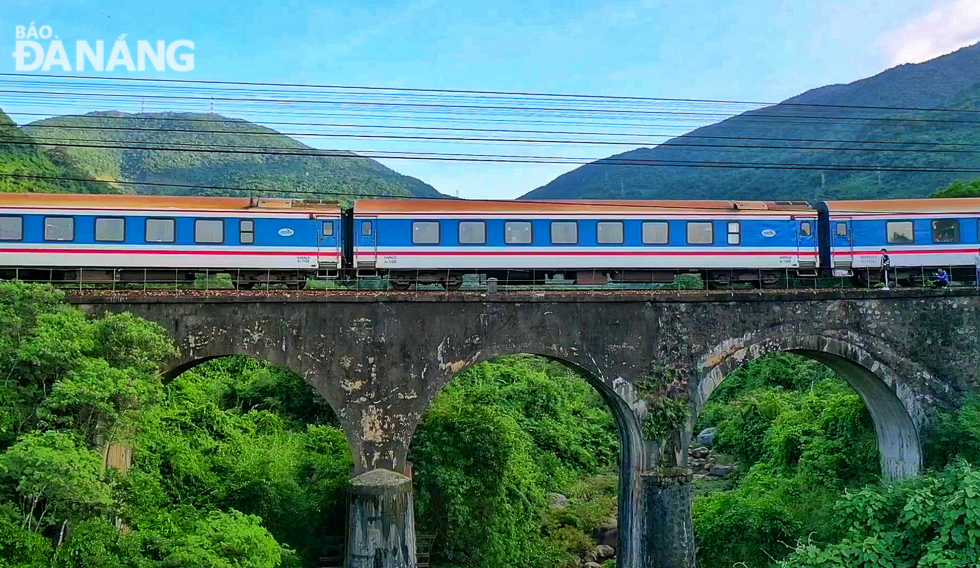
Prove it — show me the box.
[412,356,619,568]
[0,282,350,567]
[23,112,442,198]
[932,178,980,198]
[693,355,879,567]
[0,109,113,194]
[694,354,980,568]
[523,43,980,202]
[1,282,979,568]
[0,285,619,568]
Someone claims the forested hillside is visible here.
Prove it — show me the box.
[524,43,980,202]
[22,111,442,198]
[0,109,113,194]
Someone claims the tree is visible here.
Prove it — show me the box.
[932,179,980,198]
[0,431,113,533]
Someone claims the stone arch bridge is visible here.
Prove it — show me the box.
[72,289,980,568]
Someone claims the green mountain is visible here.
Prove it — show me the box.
[0,109,113,194]
[23,111,443,199]
[523,43,980,201]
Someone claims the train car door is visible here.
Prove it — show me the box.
[355,217,378,268]
[832,217,853,272]
[797,218,818,271]
[316,216,341,269]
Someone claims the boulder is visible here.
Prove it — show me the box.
[693,446,710,459]
[584,563,602,568]
[593,521,618,547]
[710,465,735,478]
[548,492,568,509]
[697,428,716,447]
[597,544,616,559]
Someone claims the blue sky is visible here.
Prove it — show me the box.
[2,0,979,198]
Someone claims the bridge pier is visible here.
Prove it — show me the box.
[346,469,417,568]
[641,468,696,568]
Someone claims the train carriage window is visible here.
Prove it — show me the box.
[43,217,74,242]
[642,221,669,244]
[94,218,125,242]
[886,221,914,244]
[505,221,532,244]
[597,221,624,244]
[931,219,960,243]
[195,219,224,244]
[0,216,23,241]
[727,222,741,245]
[321,221,334,237]
[800,221,812,237]
[458,221,486,245]
[551,221,578,244]
[361,221,373,237]
[687,221,714,245]
[412,221,440,244]
[836,222,848,237]
[240,220,255,244]
[145,219,175,243]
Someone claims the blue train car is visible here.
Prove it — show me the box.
[819,199,980,284]
[352,199,819,288]
[0,193,342,286]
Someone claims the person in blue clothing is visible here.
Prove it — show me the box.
[934,268,950,288]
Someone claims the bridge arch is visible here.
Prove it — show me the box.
[696,333,925,481]
[410,350,646,568]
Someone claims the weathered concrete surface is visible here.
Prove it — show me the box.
[71,288,980,568]
[641,469,696,568]
[347,469,416,568]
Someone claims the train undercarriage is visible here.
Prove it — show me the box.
[2,266,976,291]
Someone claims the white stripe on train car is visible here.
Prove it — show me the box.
[838,245,980,269]
[0,245,329,269]
[356,247,816,270]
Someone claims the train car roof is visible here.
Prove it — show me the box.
[0,193,342,214]
[821,198,980,214]
[353,198,815,215]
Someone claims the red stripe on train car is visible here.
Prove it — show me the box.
[833,249,980,256]
[365,250,812,257]
[0,248,319,256]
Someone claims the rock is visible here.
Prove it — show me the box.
[697,428,716,447]
[593,521,618,547]
[596,544,615,559]
[548,492,568,509]
[693,446,710,459]
[583,551,597,563]
[584,563,602,568]
[710,465,735,478]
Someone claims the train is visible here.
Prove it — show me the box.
[0,192,978,289]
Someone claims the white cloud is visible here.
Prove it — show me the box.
[880,0,980,66]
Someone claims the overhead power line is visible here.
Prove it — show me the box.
[13,130,980,156]
[13,111,980,149]
[5,72,980,115]
[6,87,980,127]
[6,138,980,172]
